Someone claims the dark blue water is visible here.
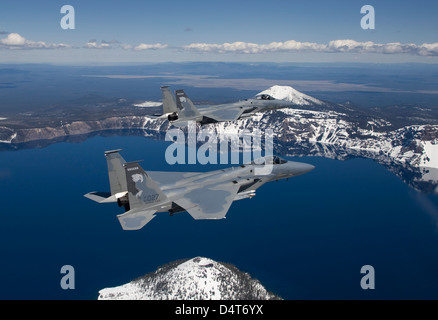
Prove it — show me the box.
[1,135,438,299]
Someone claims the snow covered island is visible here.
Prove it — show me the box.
[98,257,281,300]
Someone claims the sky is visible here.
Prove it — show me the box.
[0,0,437,64]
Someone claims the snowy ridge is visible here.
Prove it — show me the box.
[98,257,280,300]
[206,104,438,169]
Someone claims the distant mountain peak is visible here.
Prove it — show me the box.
[98,257,281,300]
[257,85,324,106]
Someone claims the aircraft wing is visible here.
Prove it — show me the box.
[202,107,245,122]
[148,171,204,187]
[173,183,240,220]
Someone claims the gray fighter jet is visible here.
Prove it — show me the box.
[161,86,293,127]
[84,150,314,230]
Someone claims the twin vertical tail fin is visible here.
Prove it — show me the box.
[84,149,127,203]
[105,149,127,196]
[123,161,167,209]
[116,161,168,231]
[175,89,202,121]
[84,150,169,230]
[160,86,178,114]
[105,150,167,208]
[161,87,203,125]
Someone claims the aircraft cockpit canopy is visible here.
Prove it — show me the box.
[251,156,288,165]
[256,94,275,100]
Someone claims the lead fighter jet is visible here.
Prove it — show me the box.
[84,150,314,230]
[161,86,293,127]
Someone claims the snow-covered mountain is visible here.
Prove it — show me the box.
[98,257,281,300]
[258,85,325,106]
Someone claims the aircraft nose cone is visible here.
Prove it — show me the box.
[291,162,315,176]
[301,163,315,174]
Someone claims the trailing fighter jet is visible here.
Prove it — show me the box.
[160,86,293,127]
[84,150,314,230]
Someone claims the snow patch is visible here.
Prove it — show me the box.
[133,101,162,108]
[420,141,438,168]
[0,132,16,144]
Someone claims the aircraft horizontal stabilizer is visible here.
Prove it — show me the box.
[84,191,115,203]
[117,208,157,230]
[84,191,128,203]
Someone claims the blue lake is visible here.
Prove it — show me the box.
[1,134,438,299]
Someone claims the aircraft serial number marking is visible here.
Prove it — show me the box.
[146,194,159,202]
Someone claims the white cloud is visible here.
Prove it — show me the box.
[84,40,169,51]
[0,33,72,49]
[84,39,123,49]
[133,43,168,51]
[84,40,111,49]
[325,40,421,55]
[1,33,26,45]
[1,32,437,58]
[183,40,330,54]
[183,39,438,56]
[418,43,438,56]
